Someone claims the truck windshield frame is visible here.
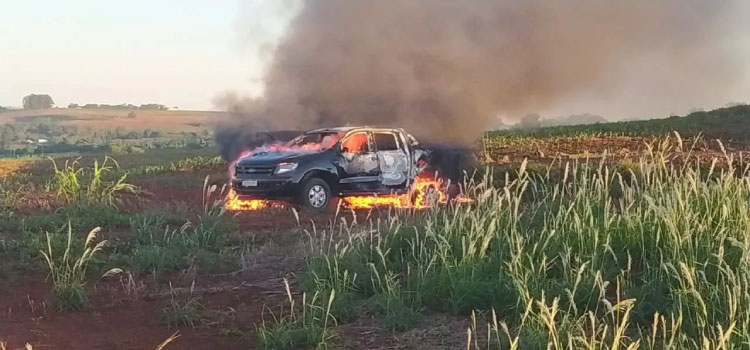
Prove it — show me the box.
[287,132,342,149]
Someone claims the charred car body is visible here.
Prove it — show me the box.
[231,127,431,210]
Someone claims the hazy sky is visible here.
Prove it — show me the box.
[0,0,295,110]
[1,0,749,118]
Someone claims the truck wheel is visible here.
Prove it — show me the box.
[299,177,331,211]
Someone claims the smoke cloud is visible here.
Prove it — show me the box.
[216,0,746,160]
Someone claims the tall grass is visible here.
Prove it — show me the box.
[302,137,750,349]
[51,157,136,206]
[161,284,205,327]
[127,155,224,176]
[257,279,336,350]
[41,224,121,311]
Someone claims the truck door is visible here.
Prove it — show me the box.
[337,131,380,191]
[373,131,409,187]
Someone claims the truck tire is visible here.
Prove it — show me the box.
[299,177,332,211]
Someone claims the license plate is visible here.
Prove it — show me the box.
[242,180,258,187]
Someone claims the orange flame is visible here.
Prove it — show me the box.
[341,176,451,210]
[224,189,284,211]
[225,176,473,212]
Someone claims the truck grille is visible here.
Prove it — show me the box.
[235,165,275,175]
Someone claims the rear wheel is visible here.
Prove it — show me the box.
[299,177,332,211]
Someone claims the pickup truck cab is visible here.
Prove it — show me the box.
[231,127,430,210]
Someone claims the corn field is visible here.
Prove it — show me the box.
[299,138,750,349]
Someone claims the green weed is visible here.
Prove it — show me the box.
[7,204,129,235]
[51,157,136,206]
[161,291,204,327]
[373,272,422,331]
[41,224,120,311]
[257,280,336,350]
[113,184,238,275]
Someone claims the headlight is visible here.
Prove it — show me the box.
[274,162,298,174]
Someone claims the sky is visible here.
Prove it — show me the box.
[1,0,749,119]
[0,0,296,110]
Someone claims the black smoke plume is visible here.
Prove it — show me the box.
[216,0,746,162]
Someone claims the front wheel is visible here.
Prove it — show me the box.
[298,177,332,211]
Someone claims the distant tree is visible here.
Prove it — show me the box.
[0,105,8,112]
[68,103,79,108]
[22,94,55,110]
[115,127,126,139]
[725,101,747,108]
[518,113,541,129]
[0,124,19,149]
[127,111,137,119]
[542,113,607,127]
[139,103,168,110]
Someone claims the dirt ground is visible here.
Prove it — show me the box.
[1,197,297,349]
[2,167,303,349]
[1,174,442,349]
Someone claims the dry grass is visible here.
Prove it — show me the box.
[0,157,34,177]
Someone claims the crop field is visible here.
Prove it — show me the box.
[0,108,219,158]
[2,105,750,349]
[0,108,222,132]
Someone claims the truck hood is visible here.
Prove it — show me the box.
[236,150,318,165]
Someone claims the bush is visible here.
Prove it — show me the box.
[110,144,145,155]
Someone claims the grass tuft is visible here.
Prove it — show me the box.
[50,156,136,206]
[41,223,120,311]
[256,279,336,350]
[161,294,204,327]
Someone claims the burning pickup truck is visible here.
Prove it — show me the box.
[228,127,439,211]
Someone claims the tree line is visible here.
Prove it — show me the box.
[68,103,171,110]
[2,94,174,111]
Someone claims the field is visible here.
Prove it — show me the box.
[0,108,221,157]
[2,105,750,349]
[0,108,222,132]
